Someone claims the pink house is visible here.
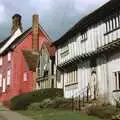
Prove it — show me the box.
[0,14,55,103]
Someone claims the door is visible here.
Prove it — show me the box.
[89,71,97,99]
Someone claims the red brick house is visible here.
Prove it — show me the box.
[0,14,56,103]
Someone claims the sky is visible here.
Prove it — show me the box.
[0,0,109,41]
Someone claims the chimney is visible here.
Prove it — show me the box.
[11,14,22,34]
[32,14,39,51]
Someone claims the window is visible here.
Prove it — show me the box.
[114,71,120,90]
[0,74,2,87]
[23,72,28,81]
[81,31,87,42]
[7,70,11,86]
[0,57,2,66]
[105,13,120,33]
[8,52,11,61]
[60,45,69,58]
[2,78,6,93]
[66,69,77,85]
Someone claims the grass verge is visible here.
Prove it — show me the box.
[18,109,101,120]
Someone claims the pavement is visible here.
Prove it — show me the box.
[0,104,33,120]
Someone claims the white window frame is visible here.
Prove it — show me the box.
[23,72,27,81]
[7,70,11,86]
[0,74,2,87]
[114,71,120,90]
[66,69,78,85]
[60,45,69,58]
[105,13,120,33]
[0,57,2,66]
[8,52,11,61]
[2,78,6,93]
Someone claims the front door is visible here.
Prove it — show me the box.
[89,70,97,99]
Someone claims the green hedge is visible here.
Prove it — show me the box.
[10,88,63,110]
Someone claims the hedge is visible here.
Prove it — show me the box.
[10,88,63,110]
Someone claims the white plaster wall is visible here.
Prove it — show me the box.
[96,52,120,104]
[108,52,120,104]
[64,60,90,98]
[97,57,108,100]
[57,73,63,89]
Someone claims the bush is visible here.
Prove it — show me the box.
[27,97,73,110]
[48,97,72,109]
[27,102,41,111]
[39,97,72,109]
[115,97,120,109]
[10,88,63,110]
[112,113,120,120]
[86,104,118,119]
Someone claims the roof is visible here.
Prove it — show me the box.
[0,36,11,48]
[53,0,120,46]
[1,24,53,55]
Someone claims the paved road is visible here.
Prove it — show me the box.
[0,105,33,120]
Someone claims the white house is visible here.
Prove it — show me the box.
[53,0,120,104]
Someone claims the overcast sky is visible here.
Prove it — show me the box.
[0,0,109,41]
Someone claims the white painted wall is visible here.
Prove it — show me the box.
[55,11,120,103]
[63,60,90,98]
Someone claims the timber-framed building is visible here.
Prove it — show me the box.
[54,0,120,104]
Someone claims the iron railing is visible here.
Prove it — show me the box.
[71,84,98,111]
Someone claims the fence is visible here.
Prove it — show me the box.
[71,84,97,111]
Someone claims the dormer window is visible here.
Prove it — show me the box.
[8,52,11,61]
[81,31,87,42]
[60,45,69,58]
[0,57,2,66]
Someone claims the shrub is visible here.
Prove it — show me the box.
[86,104,118,119]
[27,97,73,110]
[112,113,120,120]
[27,102,41,111]
[40,97,72,109]
[10,88,63,110]
[115,97,120,109]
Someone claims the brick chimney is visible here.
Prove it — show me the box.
[32,14,39,51]
[11,14,22,34]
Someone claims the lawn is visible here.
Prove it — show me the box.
[19,109,101,120]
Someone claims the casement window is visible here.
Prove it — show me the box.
[2,78,6,93]
[81,31,87,42]
[114,71,120,90]
[60,45,69,58]
[7,70,11,86]
[0,74,2,87]
[23,72,28,81]
[66,69,77,85]
[105,13,120,33]
[8,52,11,61]
[0,57,2,66]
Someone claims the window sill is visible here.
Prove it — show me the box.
[65,82,78,87]
[104,26,120,36]
[113,90,120,93]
